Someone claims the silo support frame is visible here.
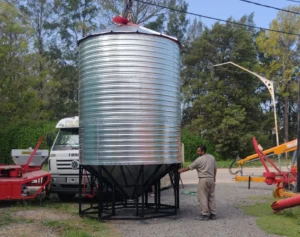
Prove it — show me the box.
[78,164,181,220]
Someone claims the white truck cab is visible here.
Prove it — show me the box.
[48,116,81,201]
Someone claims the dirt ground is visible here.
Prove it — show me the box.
[0,168,281,237]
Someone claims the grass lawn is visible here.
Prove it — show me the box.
[0,198,118,237]
[239,197,300,237]
[184,157,293,169]
[183,160,262,168]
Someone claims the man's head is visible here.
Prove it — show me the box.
[197,145,207,156]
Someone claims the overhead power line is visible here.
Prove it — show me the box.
[134,0,300,36]
[240,0,300,15]
[287,0,300,4]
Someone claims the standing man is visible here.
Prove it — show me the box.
[178,145,217,221]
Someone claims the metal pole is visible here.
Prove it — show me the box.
[297,79,300,193]
[213,62,279,146]
[269,82,279,147]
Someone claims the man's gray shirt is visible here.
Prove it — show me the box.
[189,154,216,178]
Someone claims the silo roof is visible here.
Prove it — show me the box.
[78,24,181,46]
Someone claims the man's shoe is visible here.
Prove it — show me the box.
[195,215,209,221]
[209,214,216,220]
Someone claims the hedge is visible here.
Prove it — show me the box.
[0,120,57,164]
[181,128,220,162]
[0,122,220,165]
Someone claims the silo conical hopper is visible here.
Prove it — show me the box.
[78,23,181,202]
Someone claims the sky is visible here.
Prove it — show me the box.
[186,0,298,29]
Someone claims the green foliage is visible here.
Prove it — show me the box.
[181,129,219,162]
[46,63,79,119]
[0,1,41,125]
[1,0,298,169]
[100,0,170,25]
[240,199,300,237]
[256,6,300,142]
[0,120,56,164]
[185,18,203,46]
[181,17,274,159]
[144,0,189,43]
[52,0,99,59]
[184,159,254,168]
[166,0,189,42]
[144,13,166,32]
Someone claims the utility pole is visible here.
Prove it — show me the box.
[297,79,300,192]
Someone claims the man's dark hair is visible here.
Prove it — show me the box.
[199,145,207,153]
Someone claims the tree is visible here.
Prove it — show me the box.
[144,13,166,32]
[99,0,169,25]
[52,0,100,62]
[18,0,53,56]
[40,0,102,119]
[181,18,271,158]
[186,18,203,46]
[256,6,300,142]
[166,0,188,42]
[17,0,58,119]
[0,1,44,124]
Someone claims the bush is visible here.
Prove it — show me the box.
[181,129,220,162]
[0,120,57,164]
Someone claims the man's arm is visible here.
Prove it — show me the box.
[214,167,217,182]
[178,167,190,173]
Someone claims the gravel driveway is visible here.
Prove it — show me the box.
[113,170,280,237]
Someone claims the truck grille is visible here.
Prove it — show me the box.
[56,159,78,170]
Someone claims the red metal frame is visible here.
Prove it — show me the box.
[82,169,96,198]
[252,137,297,186]
[0,136,51,201]
[22,135,45,173]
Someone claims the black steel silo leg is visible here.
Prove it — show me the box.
[135,196,139,216]
[173,166,177,211]
[145,187,148,207]
[98,166,103,220]
[79,165,82,215]
[158,179,161,209]
[141,165,144,219]
[155,182,158,211]
[112,182,116,215]
[176,164,180,209]
[90,174,95,209]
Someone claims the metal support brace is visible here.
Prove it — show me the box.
[248,176,251,189]
[79,164,179,220]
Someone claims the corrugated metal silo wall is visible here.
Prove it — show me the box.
[79,33,181,165]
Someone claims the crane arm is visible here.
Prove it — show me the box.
[237,139,297,166]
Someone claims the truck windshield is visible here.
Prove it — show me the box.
[53,128,79,150]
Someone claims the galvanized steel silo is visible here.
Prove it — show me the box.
[78,24,181,166]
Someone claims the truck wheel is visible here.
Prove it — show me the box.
[57,193,75,202]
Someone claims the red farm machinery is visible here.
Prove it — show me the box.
[0,136,51,201]
[230,137,300,212]
[230,137,298,196]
